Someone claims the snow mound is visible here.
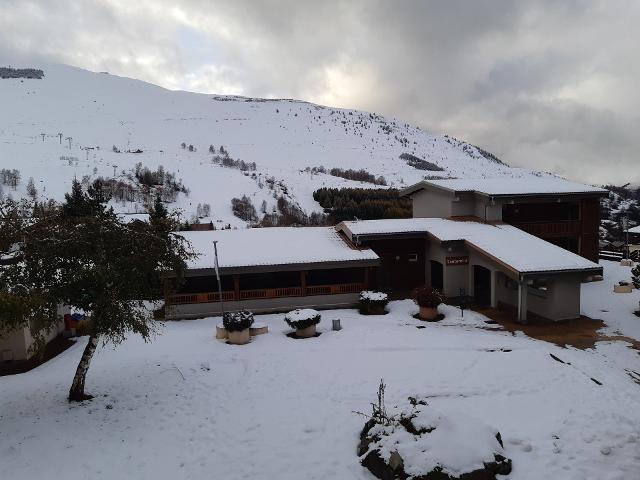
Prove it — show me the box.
[359,398,511,479]
[359,291,388,302]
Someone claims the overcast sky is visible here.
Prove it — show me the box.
[1,0,639,185]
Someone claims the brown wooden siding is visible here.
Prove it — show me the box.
[361,238,426,291]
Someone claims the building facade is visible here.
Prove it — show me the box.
[167,177,606,324]
[401,177,607,262]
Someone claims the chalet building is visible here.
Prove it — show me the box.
[400,178,607,262]
[166,177,606,324]
[165,227,379,319]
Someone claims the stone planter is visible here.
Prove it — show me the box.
[216,323,228,339]
[250,322,268,336]
[227,328,251,345]
[361,303,388,315]
[620,259,633,267]
[614,284,633,293]
[296,324,317,338]
[419,306,439,320]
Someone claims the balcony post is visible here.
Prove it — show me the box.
[301,270,307,296]
[233,274,240,301]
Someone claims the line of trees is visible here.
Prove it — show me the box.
[399,153,444,172]
[306,165,387,185]
[313,187,412,223]
[0,169,20,189]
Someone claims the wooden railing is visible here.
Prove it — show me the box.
[168,283,365,305]
[169,290,235,305]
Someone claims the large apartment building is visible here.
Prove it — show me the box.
[401,177,607,262]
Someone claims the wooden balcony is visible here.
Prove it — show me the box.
[167,282,366,305]
[510,221,581,237]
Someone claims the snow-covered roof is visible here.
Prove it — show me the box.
[178,227,379,271]
[628,225,640,234]
[339,218,601,274]
[403,177,607,197]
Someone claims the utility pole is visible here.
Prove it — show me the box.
[623,216,630,259]
[213,241,225,317]
[57,133,63,144]
[65,136,72,149]
[40,133,45,142]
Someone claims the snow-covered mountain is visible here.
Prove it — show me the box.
[0,63,539,226]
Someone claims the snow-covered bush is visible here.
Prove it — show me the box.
[223,310,254,332]
[359,291,389,315]
[358,382,512,480]
[284,308,321,330]
[414,286,444,308]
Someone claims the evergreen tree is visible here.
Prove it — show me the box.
[26,177,37,200]
[632,264,640,289]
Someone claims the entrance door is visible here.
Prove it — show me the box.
[430,260,443,292]
[473,265,492,307]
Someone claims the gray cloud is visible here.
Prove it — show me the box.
[1,0,639,185]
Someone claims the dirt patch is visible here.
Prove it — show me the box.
[473,307,640,351]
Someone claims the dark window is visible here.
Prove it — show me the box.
[240,271,301,290]
[179,275,233,293]
[306,267,364,286]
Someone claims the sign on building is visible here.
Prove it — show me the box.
[446,255,469,266]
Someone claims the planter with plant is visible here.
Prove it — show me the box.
[284,308,321,338]
[414,286,444,320]
[223,310,254,345]
[359,291,389,315]
[614,281,633,293]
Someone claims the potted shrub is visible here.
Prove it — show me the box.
[285,308,321,338]
[359,291,389,315]
[414,286,444,320]
[223,310,254,345]
[614,280,633,293]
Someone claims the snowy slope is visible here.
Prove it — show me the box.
[0,63,538,225]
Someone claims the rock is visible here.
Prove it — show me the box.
[389,451,404,471]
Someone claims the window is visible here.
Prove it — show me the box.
[528,278,550,298]
[408,253,418,262]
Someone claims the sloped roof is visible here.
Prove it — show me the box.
[402,177,607,197]
[339,218,601,275]
[178,227,379,271]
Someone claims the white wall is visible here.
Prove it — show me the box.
[412,188,453,218]
[0,305,67,361]
[166,293,361,319]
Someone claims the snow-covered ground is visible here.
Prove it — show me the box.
[582,260,640,340]
[2,292,640,479]
[0,63,541,224]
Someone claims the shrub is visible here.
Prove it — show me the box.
[414,286,444,308]
[359,291,389,315]
[223,310,254,332]
[284,309,321,330]
[632,264,640,289]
